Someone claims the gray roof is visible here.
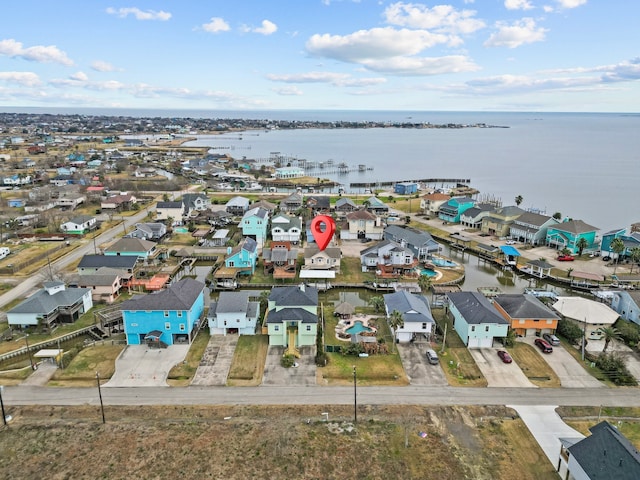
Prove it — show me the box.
[226,196,250,207]
[267,307,317,324]
[383,290,433,324]
[447,291,509,325]
[156,201,183,209]
[515,211,553,227]
[553,219,599,234]
[488,205,525,218]
[335,198,357,208]
[216,291,251,314]
[71,272,119,287]
[384,225,438,248]
[120,278,204,311]
[568,421,640,480]
[105,238,156,253]
[242,206,269,220]
[78,254,138,269]
[493,294,560,320]
[271,214,301,230]
[9,286,91,316]
[269,285,318,307]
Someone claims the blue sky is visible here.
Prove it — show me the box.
[1,0,639,112]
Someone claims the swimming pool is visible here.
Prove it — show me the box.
[430,257,458,268]
[345,321,373,335]
[419,268,437,277]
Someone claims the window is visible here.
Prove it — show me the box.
[306,325,311,331]
[165,322,171,330]
[471,326,475,332]
[274,325,279,331]
[422,323,427,330]
[485,326,489,332]
[177,311,183,318]
[163,311,169,317]
[179,324,185,332]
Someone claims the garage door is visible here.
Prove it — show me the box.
[525,328,538,337]
[468,337,493,348]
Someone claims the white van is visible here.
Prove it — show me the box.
[0,247,10,260]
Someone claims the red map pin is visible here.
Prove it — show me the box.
[310,215,336,251]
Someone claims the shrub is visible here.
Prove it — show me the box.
[615,319,640,348]
[594,352,637,386]
[557,319,583,345]
[281,353,295,368]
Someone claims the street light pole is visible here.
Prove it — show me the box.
[96,372,106,424]
[353,366,357,423]
[24,333,35,370]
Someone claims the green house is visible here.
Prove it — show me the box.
[546,219,598,254]
[266,285,318,349]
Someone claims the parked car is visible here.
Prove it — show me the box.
[557,254,575,261]
[505,239,516,245]
[425,349,439,365]
[602,256,612,261]
[497,350,513,363]
[543,333,560,346]
[589,251,601,258]
[534,338,553,353]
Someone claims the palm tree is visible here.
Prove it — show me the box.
[514,195,523,206]
[610,237,626,273]
[369,296,385,313]
[576,237,588,257]
[598,326,621,352]
[418,274,432,293]
[629,247,640,274]
[388,309,405,349]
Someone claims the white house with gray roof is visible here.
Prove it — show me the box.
[207,291,260,336]
[509,211,559,245]
[383,225,440,261]
[383,290,434,343]
[271,213,302,243]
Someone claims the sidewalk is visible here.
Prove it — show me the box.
[19,362,58,387]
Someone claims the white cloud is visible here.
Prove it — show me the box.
[484,18,547,48]
[363,55,480,76]
[201,17,231,33]
[384,3,486,35]
[266,71,386,87]
[272,86,303,96]
[106,7,171,21]
[91,60,118,72]
[306,27,452,63]
[69,71,88,82]
[253,20,278,35]
[0,38,74,66]
[0,71,41,87]
[556,0,587,8]
[504,0,534,10]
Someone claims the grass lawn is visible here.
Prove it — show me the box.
[49,343,125,387]
[508,342,561,388]
[227,334,269,386]
[318,351,408,386]
[0,366,34,385]
[339,256,373,283]
[167,329,211,386]
[559,407,640,449]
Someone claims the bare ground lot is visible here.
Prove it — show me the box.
[0,405,557,480]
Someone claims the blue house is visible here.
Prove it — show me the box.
[438,197,476,223]
[241,206,269,247]
[601,228,640,260]
[546,219,599,254]
[447,291,509,348]
[394,182,418,195]
[224,237,258,275]
[610,291,640,325]
[120,278,205,346]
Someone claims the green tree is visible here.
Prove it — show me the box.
[610,237,626,273]
[556,319,583,345]
[369,296,385,313]
[514,195,523,206]
[629,247,640,274]
[598,326,621,353]
[388,309,405,350]
[576,237,588,256]
[553,212,562,220]
[418,274,432,293]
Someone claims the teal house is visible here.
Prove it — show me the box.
[545,219,598,254]
[240,206,269,248]
[601,228,640,259]
[266,284,318,349]
[120,278,205,346]
[447,291,509,348]
[224,237,258,275]
[438,197,475,223]
[104,238,158,260]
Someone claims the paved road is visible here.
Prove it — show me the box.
[4,384,640,407]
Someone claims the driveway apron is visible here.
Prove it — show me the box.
[470,348,537,388]
[191,334,238,386]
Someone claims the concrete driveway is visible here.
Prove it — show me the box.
[519,336,604,388]
[510,405,584,468]
[191,335,238,386]
[587,338,640,383]
[469,348,537,388]
[262,345,317,386]
[397,342,447,386]
[104,344,190,387]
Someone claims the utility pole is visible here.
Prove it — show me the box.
[440,323,448,354]
[581,317,587,362]
[96,372,106,424]
[0,385,8,426]
[353,366,357,423]
[24,334,35,370]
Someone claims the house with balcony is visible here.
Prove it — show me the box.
[364,196,389,216]
[125,223,167,241]
[224,237,258,275]
[271,213,302,244]
[437,197,475,224]
[7,281,93,330]
[207,290,260,336]
[340,210,384,240]
[265,284,318,349]
[509,211,559,246]
[334,197,358,217]
[120,278,205,346]
[77,254,138,275]
[492,294,560,337]
[383,290,434,343]
[68,267,128,304]
[225,196,250,216]
[56,196,85,210]
[240,206,269,248]
[480,206,525,237]
[101,193,137,211]
[182,193,211,217]
[360,239,418,277]
[546,219,599,254]
[60,215,97,235]
[447,291,509,348]
[263,241,298,280]
[609,290,640,325]
[459,203,494,229]
[420,192,451,217]
[302,244,341,273]
[274,166,305,179]
[601,228,640,260]
[279,192,303,213]
[104,238,158,260]
[306,196,331,215]
[383,225,440,261]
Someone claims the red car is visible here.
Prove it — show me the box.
[497,350,513,363]
[557,254,575,261]
[535,338,553,353]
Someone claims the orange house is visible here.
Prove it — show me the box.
[492,294,560,337]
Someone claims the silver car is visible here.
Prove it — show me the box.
[543,333,560,346]
[425,349,439,365]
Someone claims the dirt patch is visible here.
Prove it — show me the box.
[0,404,556,480]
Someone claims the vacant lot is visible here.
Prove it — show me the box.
[0,404,557,480]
